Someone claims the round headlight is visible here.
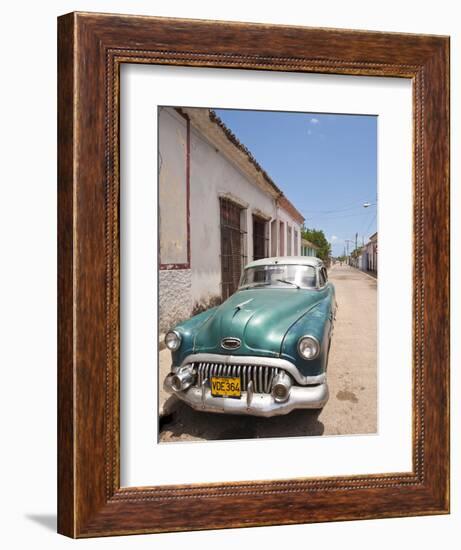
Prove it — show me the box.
[165,331,181,351]
[298,335,320,360]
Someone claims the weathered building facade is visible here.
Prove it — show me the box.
[301,237,319,257]
[366,232,378,273]
[356,232,378,274]
[158,107,304,333]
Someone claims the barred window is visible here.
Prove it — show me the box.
[220,198,247,300]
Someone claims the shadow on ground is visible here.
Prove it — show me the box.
[25,514,57,532]
[159,396,324,442]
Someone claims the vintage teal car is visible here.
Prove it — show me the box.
[163,256,336,417]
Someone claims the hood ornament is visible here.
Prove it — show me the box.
[221,337,241,350]
[234,298,253,312]
[233,298,254,318]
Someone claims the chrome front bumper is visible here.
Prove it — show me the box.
[163,373,329,417]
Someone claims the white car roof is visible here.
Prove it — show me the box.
[244,256,324,269]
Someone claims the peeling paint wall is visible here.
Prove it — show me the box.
[158,108,191,333]
[191,294,222,316]
[158,107,305,334]
[159,269,193,333]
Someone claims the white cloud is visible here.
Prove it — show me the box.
[310,117,320,125]
[331,236,344,244]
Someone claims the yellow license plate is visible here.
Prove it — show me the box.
[210,376,241,398]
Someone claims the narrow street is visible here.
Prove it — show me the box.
[158,264,377,442]
[319,264,377,435]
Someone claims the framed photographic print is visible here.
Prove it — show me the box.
[57,12,450,537]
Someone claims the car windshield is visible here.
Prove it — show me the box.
[239,264,317,289]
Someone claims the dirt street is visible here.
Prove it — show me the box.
[158,264,377,442]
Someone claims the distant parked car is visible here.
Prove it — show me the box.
[163,256,336,417]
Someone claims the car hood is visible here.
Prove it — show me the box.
[193,288,323,356]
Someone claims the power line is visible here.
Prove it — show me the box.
[303,202,376,215]
[364,211,377,237]
[306,209,376,222]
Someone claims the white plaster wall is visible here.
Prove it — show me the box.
[277,207,302,255]
[158,269,193,333]
[158,108,188,265]
[158,107,293,320]
[159,107,303,318]
[270,219,278,256]
[158,109,192,331]
[189,125,277,305]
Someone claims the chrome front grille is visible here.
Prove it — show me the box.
[192,362,280,394]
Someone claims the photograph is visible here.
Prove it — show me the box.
[158,105,378,442]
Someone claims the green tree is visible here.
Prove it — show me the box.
[350,246,362,259]
[301,226,332,261]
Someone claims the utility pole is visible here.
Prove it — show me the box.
[345,239,353,265]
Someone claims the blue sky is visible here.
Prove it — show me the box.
[215,108,377,257]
